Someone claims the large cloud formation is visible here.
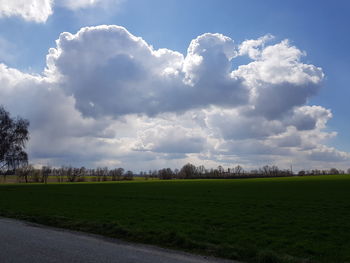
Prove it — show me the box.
[0,25,349,170]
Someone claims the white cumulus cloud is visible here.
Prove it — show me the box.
[0,0,123,22]
[0,0,53,23]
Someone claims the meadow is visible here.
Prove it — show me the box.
[0,175,349,263]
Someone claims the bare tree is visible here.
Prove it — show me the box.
[125,170,134,180]
[65,166,76,182]
[116,168,124,180]
[15,164,34,183]
[77,167,86,182]
[197,165,206,177]
[234,165,243,176]
[180,163,197,178]
[298,170,306,176]
[329,168,339,175]
[217,165,224,176]
[0,106,29,176]
[158,168,173,179]
[109,168,118,181]
[42,166,52,184]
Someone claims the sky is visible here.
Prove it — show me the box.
[0,0,350,172]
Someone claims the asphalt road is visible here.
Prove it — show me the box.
[0,218,236,263]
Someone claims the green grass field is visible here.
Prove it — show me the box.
[0,175,349,262]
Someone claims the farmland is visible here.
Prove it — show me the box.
[0,175,349,262]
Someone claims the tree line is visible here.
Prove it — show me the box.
[140,163,350,180]
[6,166,134,183]
[1,163,348,184]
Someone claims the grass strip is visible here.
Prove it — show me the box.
[1,176,350,262]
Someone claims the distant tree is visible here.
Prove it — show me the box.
[31,168,42,182]
[261,165,270,176]
[250,169,259,176]
[110,168,119,181]
[0,106,29,174]
[65,166,75,182]
[197,165,206,177]
[180,163,197,178]
[77,167,86,182]
[15,164,34,183]
[151,169,158,178]
[347,168,350,175]
[125,170,134,180]
[233,165,243,176]
[101,167,108,181]
[209,168,214,176]
[158,168,173,179]
[57,166,67,182]
[298,170,306,176]
[212,168,219,177]
[259,165,279,176]
[42,166,52,184]
[95,167,105,182]
[116,168,124,180]
[217,165,224,176]
[52,168,62,182]
[329,168,339,175]
[270,165,279,176]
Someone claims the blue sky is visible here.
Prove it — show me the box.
[0,0,349,171]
